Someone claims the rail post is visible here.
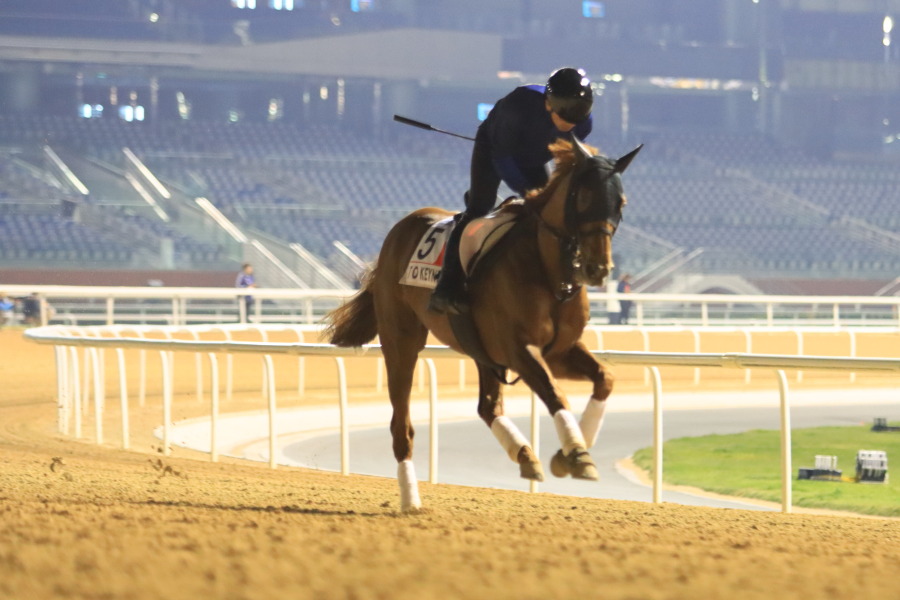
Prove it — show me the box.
[691,329,701,385]
[54,346,69,435]
[425,358,438,484]
[187,329,203,403]
[208,353,220,462]
[89,347,103,445]
[160,350,172,456]
[650,366,663,504]
[291,327,306,396]
[116,348,129,450]
[335,357,349,475]
[136,329,147,408]
[69,347,82,439]
[777,369,792,514]
[742,328,752,384]
[263,354,277,469]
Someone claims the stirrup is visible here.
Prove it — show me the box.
[428,292,452,314]
[428,294,468,316]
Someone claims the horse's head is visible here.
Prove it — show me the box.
[538,136,642,291]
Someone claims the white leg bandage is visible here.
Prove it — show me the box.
[491,416,530,462]
[553,409,586,456]
[580,397,608,448]
[397,460,421,512]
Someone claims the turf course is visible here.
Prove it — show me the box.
[633,424,900,516]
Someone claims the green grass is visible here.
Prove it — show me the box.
[632,425,900,517]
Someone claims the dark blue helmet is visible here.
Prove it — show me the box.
[545,67,593,124]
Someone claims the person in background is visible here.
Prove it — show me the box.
[429,67,595,315]
[606,278,621,325]
[19,293,43,326]
[235,263,256,323]
[0,292,14,328]
[617,273,633,325]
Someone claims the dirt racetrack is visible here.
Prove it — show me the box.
[2,328,900,600]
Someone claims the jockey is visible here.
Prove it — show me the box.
[429,67,594,315]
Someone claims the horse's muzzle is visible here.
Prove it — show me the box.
[583,263,610,287]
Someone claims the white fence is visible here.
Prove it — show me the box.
[25,324,900,514]
[3,284,900,327]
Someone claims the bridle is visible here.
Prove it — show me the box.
[534,155,622,301]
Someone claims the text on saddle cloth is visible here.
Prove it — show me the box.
[399,211,520,289]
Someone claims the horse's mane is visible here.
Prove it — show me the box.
[524,139,600,211]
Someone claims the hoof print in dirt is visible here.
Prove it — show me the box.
[149,458,186,480]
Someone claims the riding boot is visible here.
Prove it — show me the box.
[428,213,471,315]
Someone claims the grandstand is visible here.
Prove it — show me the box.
[0,1,899,294]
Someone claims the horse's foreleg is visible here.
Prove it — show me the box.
[507,344,598,481]
[544,343,615,479]
[548,342,614,448]
[475,363,543,482]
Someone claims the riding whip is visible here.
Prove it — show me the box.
[392,115,476,142]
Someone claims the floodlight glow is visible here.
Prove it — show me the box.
[884,16,893,34]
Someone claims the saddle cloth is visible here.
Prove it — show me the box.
[399,209,520,289]
[399,216,453,288]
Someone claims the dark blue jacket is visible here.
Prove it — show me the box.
[477,84,592,195]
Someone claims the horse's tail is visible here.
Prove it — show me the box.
[325,268,378,347]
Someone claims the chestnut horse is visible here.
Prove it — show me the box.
[326,136,641,511]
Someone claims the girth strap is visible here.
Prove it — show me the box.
[447,311,517,384]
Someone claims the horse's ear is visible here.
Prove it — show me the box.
[614,144,644,174]
[569,132,593,164]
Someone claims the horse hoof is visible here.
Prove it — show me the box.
[569,449,599,481]
[550,449,569,478]
[517,446,544,482]
[520,460,545,482]
[549,448,599,481]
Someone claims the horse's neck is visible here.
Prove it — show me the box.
[537,180,569,230]
[534,176,572,293]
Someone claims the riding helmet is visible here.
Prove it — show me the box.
[545,67,593,124]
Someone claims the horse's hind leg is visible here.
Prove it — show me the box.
[546,342,613,478]
[475,363,544,482]
[379,311,429,512]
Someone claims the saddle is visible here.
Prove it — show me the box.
[459,200,524,277]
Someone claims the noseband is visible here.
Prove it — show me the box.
[535,156,620,301]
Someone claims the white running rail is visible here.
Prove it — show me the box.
[24,324,900,514]
[3,285,900,328]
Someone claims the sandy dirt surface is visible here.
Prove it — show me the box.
[3,329,900,600]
